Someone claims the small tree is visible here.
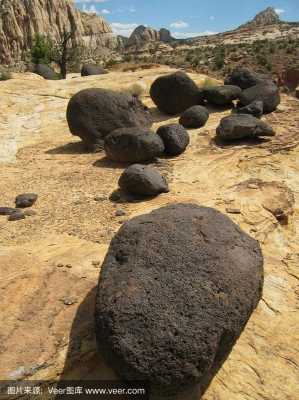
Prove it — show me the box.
[51,29,83,79]
[31,34,53,65]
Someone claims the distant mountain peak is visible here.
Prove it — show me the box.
[240,7,281,29]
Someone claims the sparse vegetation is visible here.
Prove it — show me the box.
[0,68,12,81]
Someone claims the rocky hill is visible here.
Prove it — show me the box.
[0,0,117,66]
[127,25,174,48]
[239,7,281,29]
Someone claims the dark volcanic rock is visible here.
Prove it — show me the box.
[118,164,169,196]
[104,127,164,163]
[8,211,25,221]
[95,203,264,397]
[81,64,107,76]
[234,100,264,118]
[179,105,209,129]
[216,114,275,141]
[224,68,271,90]
[34,64,58,80]
[0,207,17,216]
[150,71,204,115]
[203,85,242,106]
[239,82,281,114]
[66,88,152,152]
[157,124,190,155]
[15,193,38,208]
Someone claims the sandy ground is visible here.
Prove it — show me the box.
[0,67,298,399]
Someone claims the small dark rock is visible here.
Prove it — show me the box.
[179,105,209,129]
[8,211,25,221]
[157,124,190,155]
[216,114,275,141]
[0,207,17,216]
[95,203,263,397]
[115,209,126,217]
[224,67,271,89]
[15,193,38,208]
[150,71,204,115]
[104,127,164,163]
[66,88,152,152]
[234,100,264,118]
[239,82,280,114]
[118,164,169,196]
[81,64,108,76]
[203,85,242,106]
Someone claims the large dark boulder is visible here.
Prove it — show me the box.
[118,164,169,196]
[157,124,190,155]
[34,64,58,80]
[66,88,152,152]
[95,203,264,397]
[104,127,164,163]
[234,100,264,118]
[179,105,209,129]
[224,67,271,89]
[203,85,242,106]
[150,71,203,115]
[239,82,281,114]
[216,114,275,141]
[81,64,107,76]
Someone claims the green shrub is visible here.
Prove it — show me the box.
[0,69,12,81]
[31,33,53,65]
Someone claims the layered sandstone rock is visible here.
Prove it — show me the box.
[0,0,116,65]
[127,25,175,48]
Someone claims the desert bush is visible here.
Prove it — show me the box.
[0,69,12,81]
[31,33,53,65]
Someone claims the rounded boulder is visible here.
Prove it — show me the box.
[118,164,169,196]
[34,64,58,80]
[81,64,107,76]
[203,85,242,106]
[239,82,280,114]
[234,100,264,118]
[216,114,275,141]
[179,105,209,129]
[224,67,271,89]
[95,203,264,397]
[150,71,203,115]
[157,124,190,155]
[104,127,164,163]
[66,88,152,152]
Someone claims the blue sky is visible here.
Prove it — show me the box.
[74,0,299,38]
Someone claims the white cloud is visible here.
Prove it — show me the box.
[172,30,217,39]
[170,21,189,29]
[274,8,285,15]
[129,7,136,13]
[101,8,110,14]
[209,16,215,21]
[111,22,138,37]
[82,4,97,13]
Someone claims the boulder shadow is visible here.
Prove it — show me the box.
[109,189,159,204]
[149,107,176,123]
[93,157,131,170]
[55,286,118,397]
[212,136,271,149]
[46,141,91,155]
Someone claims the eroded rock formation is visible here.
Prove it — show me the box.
[0,0,116,65]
